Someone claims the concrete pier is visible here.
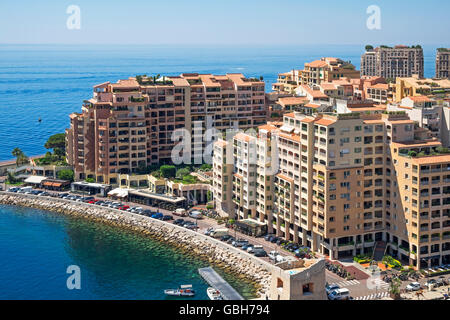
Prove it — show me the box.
[198,267,244,300]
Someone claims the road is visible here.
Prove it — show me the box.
[9,189,450,300]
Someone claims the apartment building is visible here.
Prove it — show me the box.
[273,58,360,94]
[394,75,450,102]
[66,74,266,184]
[213,110,450,268]
[272,70,301,94]
[361,45,424,79]
[387,96,444,142]
[436,48,450,79]
[300,58,360,86]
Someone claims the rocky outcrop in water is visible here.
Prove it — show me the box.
[0,193,271,298]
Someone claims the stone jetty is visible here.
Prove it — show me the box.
[0,193,271,298]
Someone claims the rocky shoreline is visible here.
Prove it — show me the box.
[0,193,271,298]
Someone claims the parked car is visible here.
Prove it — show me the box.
[328,288,350,300]
[406,282,422,291]
[162,215,173,221]
[232,239,249,247]
[189,210,203,219]
[253,249,268,257]
[242,244,253,251]
[220,234,233,242]
[270,237,279,243]
[184,223,197,230]
[268,251,280,261]
[264,234,275,242]
[151,212,163,220]
[173,219,185,225]
[248,245,263,253]
[173,208,187,217]
[325,284,340,295]
[119,205,130,211]
[226,237,236,244]
[8,187,20,192]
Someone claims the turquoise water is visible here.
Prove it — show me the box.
[0,44,443,160]
[0,204,256,299]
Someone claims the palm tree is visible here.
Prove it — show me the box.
[11,148,28,166]
[389,277,402,300]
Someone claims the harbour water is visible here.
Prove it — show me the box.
[0,44,441,160]
[0,204,257,299]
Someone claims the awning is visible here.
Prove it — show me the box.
[24,176,47,184]
[108,188,129,198]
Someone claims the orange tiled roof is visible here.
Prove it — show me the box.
[305,60,328,68]
[284,112,295,118]
[278,97,308,105]
[412,154,450,164]
[278,132,301,143]
[304,103,320,109]
[258,124,279,132]
[408,96,432,102]
[388,120,415,125]
[315,118,336,126]
[234,132,254,143]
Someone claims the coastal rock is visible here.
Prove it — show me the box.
[0,193,272,297]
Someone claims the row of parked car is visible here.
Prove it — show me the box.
[7,188,179,221]
[173,219,198,230]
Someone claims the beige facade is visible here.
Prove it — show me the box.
[436,48,450,79]
[394,75,450,102]
[269,258,326,300]
[361,45,424,79]
[66,74,267,184]
[213,108,450,268]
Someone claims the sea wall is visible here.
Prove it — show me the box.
[0,192,272,298]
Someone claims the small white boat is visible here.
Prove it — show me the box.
[207,287,223,300]
[164,284,195,297]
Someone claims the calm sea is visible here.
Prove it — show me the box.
[0,44,440,161]
[0,204,257,299]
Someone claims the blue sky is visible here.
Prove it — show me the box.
[0,0,449,45]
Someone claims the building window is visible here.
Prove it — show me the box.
[303,283,314,295]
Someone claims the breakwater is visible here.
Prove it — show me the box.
[0,193,272,298]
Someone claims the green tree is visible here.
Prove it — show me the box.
[176,167,190,178]
[160,165,176,178]
[57,169,74,182]
[7,172,20,184]
[44,133,66,160]
[365,45,374,51]
[12,148,28,166]
[85,177,95,183]
[389,277,402,299]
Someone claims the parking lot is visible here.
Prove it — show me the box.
[4,187,308,266]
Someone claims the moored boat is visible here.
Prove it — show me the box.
[164,284,195,297]
[207,287,223,300]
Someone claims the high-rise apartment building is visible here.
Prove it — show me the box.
[361,45,424,79]
[213,110,450,269]
[66,73,266,184]
[436,48,450,79]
